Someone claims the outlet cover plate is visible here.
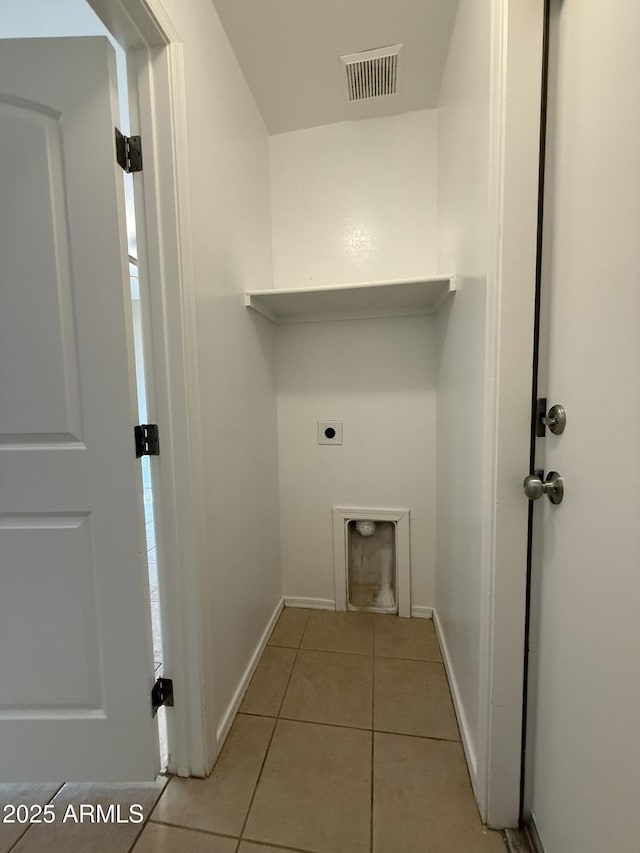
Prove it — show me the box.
[318,420,343,445]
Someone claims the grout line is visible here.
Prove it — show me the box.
[236,609,308,844]
[6,824,29,852]
[274,716,369,733]
[238,710,278,720]
[126,820,148,852]
[235,711,279,841]
[296,608,312,650]
[292,645,373,657]
[299,645,374,658]
[145,818,239,841]
[126,781,170,852]
[276,627,305,719]
[6,784,65,853]
[243,712,461,745]
[149,820,235,838]
[240,835,326,853]
[374,728,462,744]
[244,713,460,747]
[374,652,444,664]
[370,650,375,853]
[271,643,442,665]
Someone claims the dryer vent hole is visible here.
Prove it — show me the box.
[347,520,396,612]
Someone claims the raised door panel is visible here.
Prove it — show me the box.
[0,100,82,445]
[0,514,102,711]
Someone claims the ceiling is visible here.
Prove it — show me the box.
[210,0,459,135]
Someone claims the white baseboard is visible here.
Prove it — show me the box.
[504,829,532,853]
[432,608,478,789]
[410,605,433,619]
[215,597,284,751]
[504,820,546,853]
[527,814,546,853]
[284,596,335,610]
[285,599,432,618]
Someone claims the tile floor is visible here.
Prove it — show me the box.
[1,609,507,853]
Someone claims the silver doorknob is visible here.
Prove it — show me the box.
[523,471,564,504]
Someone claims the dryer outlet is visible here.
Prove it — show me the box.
[318,420,343,445]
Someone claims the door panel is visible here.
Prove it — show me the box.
[0,37,158,781]
[1,514,101,709]
[0,100,83,442]
[525,3,640,850]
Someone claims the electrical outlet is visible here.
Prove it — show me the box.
[318,420,343,445]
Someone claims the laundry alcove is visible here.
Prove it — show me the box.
[240,102,485,629]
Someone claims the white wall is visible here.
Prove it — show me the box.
[277,316,437,609]
[434,0,490,791]
[271,111,439,611]
[161,0,281,753]
[269,110,438,289]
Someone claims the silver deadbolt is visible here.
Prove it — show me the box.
[542,403,566,435]
[523,470,564,504]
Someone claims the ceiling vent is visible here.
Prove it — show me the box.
[341,44,402,102]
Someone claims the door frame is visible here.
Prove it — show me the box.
[88,0,213,777]
[478,0,546,827]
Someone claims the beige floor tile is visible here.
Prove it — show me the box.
[374,614,442,662]
[244,719,371,853]
[0,784,61,852]
[268,608,310,648]
[238,845,301,853]
[373,733,506,853]
[152,714,274,837]
[374,658,460,740]
[11,782,165,853]
[280,650,373,729]
[240,646,297,716]
[132,822,237,852]
[301,610,374,656]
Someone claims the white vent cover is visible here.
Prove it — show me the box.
[341,44,402,102]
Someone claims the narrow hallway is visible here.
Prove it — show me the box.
[148,609,505,852]
[1,611,506,852]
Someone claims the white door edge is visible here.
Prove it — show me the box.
[478,0,545,828]
[88,0,213,776]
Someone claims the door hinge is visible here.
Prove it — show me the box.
[151,677,174,716]
[134,424,159,458]
[115,127,143,173]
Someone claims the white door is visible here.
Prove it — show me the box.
[0,37,159,781]
[524,2,640,850]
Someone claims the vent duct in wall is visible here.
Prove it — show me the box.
[341,44,402,102]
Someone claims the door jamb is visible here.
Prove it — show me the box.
[479,0,546,827]
[88,0,212,777]
[520,0,551,824]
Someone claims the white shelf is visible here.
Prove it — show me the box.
[245,275,456,324]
